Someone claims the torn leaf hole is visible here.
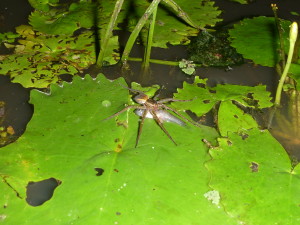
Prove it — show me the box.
[250,162,259,172]
[203,99,210,104]
[234,114,238,118]
[238,132,249,140]
[94,168,104,176]
[26,178,61,206]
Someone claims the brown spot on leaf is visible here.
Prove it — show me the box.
[250,162,259,172]
[115,144,123,153]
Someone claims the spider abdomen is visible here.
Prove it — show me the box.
[134,109,186,126]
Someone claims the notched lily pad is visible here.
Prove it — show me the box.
[172,77,272,117]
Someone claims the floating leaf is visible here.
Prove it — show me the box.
[172,77,272,117]
[0,74,238,224]
[128,0,222,48]
[29,2,95,35]
[229,16,292,67]
[207,128,300,224]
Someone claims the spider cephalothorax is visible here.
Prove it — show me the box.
[103,86,198,147]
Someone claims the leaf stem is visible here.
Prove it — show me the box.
[121,0,162,64]
[97,0,124,67]
[142,5,157,70]
[129,57,178,66]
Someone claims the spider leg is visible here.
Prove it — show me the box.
[135,109,148,148]
[161,105,201,127]
[102,105,144,121]
[118,82,145,95]
[157,98,193,104]
[150,110,177,146]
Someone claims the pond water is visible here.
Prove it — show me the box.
[1,0,300,206]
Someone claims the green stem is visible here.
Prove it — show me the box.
[129,57,179,66]
[97,0,124,67]
[121,0,162,64]
[143,5,157,70]
[274,22,298,106]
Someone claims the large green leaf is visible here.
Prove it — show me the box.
[229,16,292,67]
[0,74,237,224]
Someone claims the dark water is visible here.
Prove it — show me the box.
[1,0,299,206]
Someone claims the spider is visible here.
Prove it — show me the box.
[103,86,199,147]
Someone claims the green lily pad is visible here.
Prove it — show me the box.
[207,128,300,224]
[229,16,292,67]
[0,74,238,224]
[29,2,95,35]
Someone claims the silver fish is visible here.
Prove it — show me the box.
[134,109,186,126]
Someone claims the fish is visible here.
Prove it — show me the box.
[134,109,186,126]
